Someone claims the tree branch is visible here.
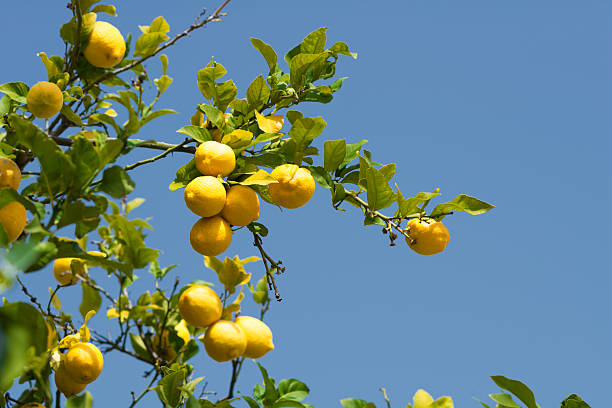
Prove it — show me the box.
[124,138,194,171]
[252,232,284,302]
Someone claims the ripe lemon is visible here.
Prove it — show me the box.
[413,389,434,408]
[178,284,222,328]
[0,200,26,243]
[189,215,232,256]
[194,141,236,177]
[83,21,126,68]
[152,330,177,361]
[405,217,450,255]
[53,258,87,286]
[234,316,274,359]
[268,164,315,209]
[54,365,86,397]
[26,81,63,119]
[64,342,104,384]
[220,185,260,226]
[202,320,247,362]
[183,176,226,217]
[0,158,21,190]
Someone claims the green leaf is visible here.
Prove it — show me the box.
[301,27,327,54]
[247,222,268,237]
[379,164,395,181]
[156,369,186,408]
[135,16,170,57]
[256,363,280,407]
[340,399,376,408]
[329,42,358,59]
[66,392,93,408]
[0,241,56,279]
[61,105,83,126]
[288,117,326,150]
[429,194,495,218]
[242,395,262,408]
[97,166,135,198]
[277,379,309,397]
[149,260,177,280]
[251,38,278,72]
[0,82,29,104]
[340,140,367,167]
[289,53,328,89]
[154,75,173,95]
[366,167,396,211]
[309,166,332,189]
[247,75,271,111]
[37,52,60,80]
[324,139,346,171]
[561,394,591,408]
[214,80,238,112]
[239,170,278,186]
[79,281,102,320]
[91,4,117,16]
[177,125,212,143]
[129,333,151,361]
[490,376,538,408]
[169,159,200,191]
[489,393,520,408]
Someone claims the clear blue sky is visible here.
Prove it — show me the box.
[3,1,610,407]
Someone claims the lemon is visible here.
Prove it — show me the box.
[0,158,21,190]
[0,200,26,243]
[53,258,87,286]
[194,141,236,177]
[152,330,177,361]
[54,365,86,397]
[220,185,260,226]
[189,215,232,256]
[178,284,223,328]
[405,217,450,255]
[26,81,63,119]
[413,389,434,408]
[183,176,227,217]
[268,164,315,209]
[64,342,103,384]
[202,320,247,362]
[234,316,274,359]
[83,21,126,68]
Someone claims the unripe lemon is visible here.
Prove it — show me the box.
[220,185,260,226]
[234,316,274,359]
[83,21,126,68]
[268,164,315,209]
[54,365,86,397]
[405,217,450,255]
[26,81,63,119]
[183,176,226,217]
[0,200,26,243]
[178,285,223,328]
[194,141,236,177]
[53,258,87,286]
[0,158,21,190]
[64,342,103,384]
[189,215,232,256]
[202,320,247,362]
[413,389,434,408]
[152,330,177,361]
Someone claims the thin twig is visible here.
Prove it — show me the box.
[252,232,283,301]
[124,139,193,171]
[50,135,196,154]
[129,371,160,408]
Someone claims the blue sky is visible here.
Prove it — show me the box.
[3,1,611,407]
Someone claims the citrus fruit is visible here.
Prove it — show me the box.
[26,81,63,119]
[194,141,236,177]
[0,158,21,190]
[54,365,86,397]
[268,164,315,209]
[189,215,232,256]
[405,217,450,255]
[178,284,223,328]
[234,316,274,359]
[152,330,177,361]
[64,342,104,384]
[413,389,434,408]
[53,258,87,286]
[183,176,227,217]
[220,185,260,226]
[83,21,126,68]
[0,200,26,243]
[202,320,247,362]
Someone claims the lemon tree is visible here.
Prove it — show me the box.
[0,2,591,408]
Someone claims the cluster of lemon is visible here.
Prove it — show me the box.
[0,158,27,243]
[178,284,274,361]
[54,341,104,397]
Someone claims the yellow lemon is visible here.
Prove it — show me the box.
[405,217,450,255]
[413,389,434,408]
[202,320,247,362]
[234,316,274,359]
[268,164,315,209]
[83,21,126,68]
[54,365,86,397]
[0,200,26,243]
[220,185,260,226]
[183,176,226,217]
[53,258,87,286]
[0,158,21,190]
[194,141,236,177]
[64,342,103,384]
[152,330,177,361]
[178,285,222,328]
[26,81,63,119]
[189,215,232,256]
